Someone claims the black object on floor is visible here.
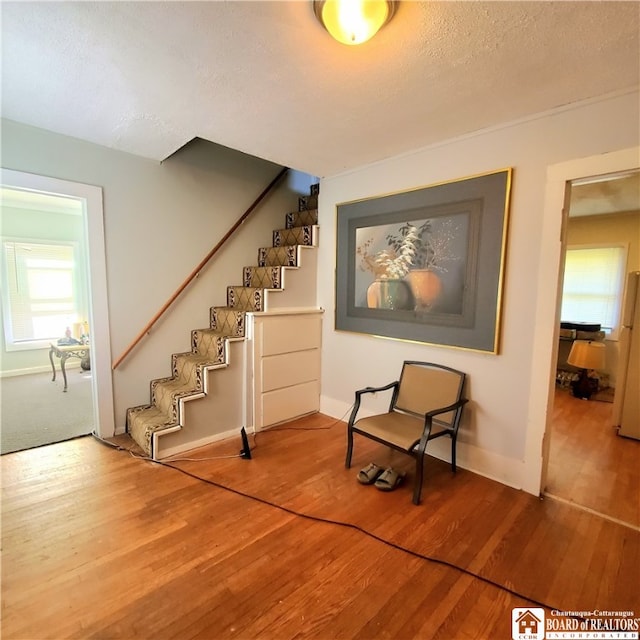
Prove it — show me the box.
[240,426,252,459]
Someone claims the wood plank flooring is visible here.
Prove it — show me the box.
[546,388,640,528]
[2,413,639,639]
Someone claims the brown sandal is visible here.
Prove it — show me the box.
[374,467,405,491]
[357,462,384,485]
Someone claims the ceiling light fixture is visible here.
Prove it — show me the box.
[313,0,397,46]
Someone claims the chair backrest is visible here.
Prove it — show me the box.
[394,361,465,427]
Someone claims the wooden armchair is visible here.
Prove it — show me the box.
[346,361,468,505]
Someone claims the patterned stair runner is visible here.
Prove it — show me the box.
[126,184,319,457]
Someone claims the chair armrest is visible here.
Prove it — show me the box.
[425,397,468,419]
[416,398,469,451]
[355,380,398,399]
[348,381,399,427]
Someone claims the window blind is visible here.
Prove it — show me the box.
[561,246,626,334]
[3,241,78,344]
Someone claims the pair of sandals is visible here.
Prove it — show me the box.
[357,462,405,491]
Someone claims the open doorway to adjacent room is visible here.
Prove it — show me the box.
[0,169,114,454]
[0,188,93,452]
[544,168,640,529]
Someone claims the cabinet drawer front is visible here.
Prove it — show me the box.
[262,350,320,392]
[261,315,321,356]
[261,380,320,427]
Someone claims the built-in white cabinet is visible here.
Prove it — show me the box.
[247,310,322,431]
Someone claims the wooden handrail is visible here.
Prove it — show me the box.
[112,166,289,370]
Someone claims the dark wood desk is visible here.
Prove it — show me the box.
[49,343,90,392]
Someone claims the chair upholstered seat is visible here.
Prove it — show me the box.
[346,360,468,505]
[352,412,449,452]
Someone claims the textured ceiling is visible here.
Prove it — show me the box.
[570,171,640,217]
[1,1,639,178]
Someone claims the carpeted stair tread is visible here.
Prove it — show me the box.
[286,209,318,229]
[273,225,315,247]
[127,404,176,456]
[258,246,299,267]
[152,377,203,417]
[171,353,201,385]
[298,187,318,211]
[227,286,265,312]
[195,325,237,347]
[172,352,225,386]
[191,329,227,359]
[243,266,283,288]
[128,403,169,424]
[209,308,246,337]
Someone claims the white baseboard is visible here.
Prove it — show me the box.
[425,436,524,491]
[155,427,241,460]
[320,395,525,493]
[1,362,82,378]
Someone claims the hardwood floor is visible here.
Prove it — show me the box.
[546,387,640,528]
[2,413,639,639]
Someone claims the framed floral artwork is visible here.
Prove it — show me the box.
[335,169,513,353]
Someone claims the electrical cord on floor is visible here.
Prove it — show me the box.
[91,429,564,614]
[91,404,354,460]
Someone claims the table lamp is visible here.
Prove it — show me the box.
[567,340,606,399]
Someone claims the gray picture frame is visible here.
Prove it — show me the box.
[335,169,512,353]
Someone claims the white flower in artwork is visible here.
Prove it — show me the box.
[373,224,419,279]
[356,218,461,281]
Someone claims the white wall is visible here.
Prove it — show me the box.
[1,120,300,432]
[317,89,640,493]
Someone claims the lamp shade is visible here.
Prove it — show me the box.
[567,340,605,370]
[313,0,397,45]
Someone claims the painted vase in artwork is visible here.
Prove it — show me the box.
[367,279,414,310]
[407,269,442,310]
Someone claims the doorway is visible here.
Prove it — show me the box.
[0,168,114,447]
[0,189,95,452]
[543,169,640,528]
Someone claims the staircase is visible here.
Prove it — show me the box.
[126,184,320,458]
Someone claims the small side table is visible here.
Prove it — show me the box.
[49,343,91,392]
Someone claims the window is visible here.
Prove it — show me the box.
[561,244,627,338]
[2,241,80,349]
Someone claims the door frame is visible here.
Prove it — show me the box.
[1,168,115,438]
[522,146,640,495]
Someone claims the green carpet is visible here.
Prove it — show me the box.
[1,369,94,454]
